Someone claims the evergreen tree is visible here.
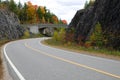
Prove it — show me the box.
[9,0,17,13]
[84,0,95,9]
[84,1,89,9]
[44,10,51,23]
[20,3,28,23]
[0,0,1,7]
[37,7,43,20]
[18,1,22,9]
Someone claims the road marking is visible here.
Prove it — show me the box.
[25,42,120,79]
[4,43,26,80]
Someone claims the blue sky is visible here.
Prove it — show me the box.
[15,0,89,24]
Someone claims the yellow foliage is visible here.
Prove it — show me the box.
[89,22,103,47]
[52,28,65,42]
[53,31,58,41]
[27,1,36,23]
[42,17,45,23]
[22,30,30,38]
[52,16,58,24]
[40,6,45,14]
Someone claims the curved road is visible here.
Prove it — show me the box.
[4,38,120,80]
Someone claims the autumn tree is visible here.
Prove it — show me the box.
[26,1,36,23]
[0,0,65,24]
[52,15,58,24]
[42,16,45,23]
[62,20,67,24]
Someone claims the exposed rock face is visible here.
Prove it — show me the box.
[68,9,85,28]
[0,9,24,40]
[68,0,120,49]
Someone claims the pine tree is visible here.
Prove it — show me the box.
[84,1,89,9]
[84,0,95,9]
[9,0,17,13]
[37,7,43,20]
[18,1,22,9]
[0,0,1,7]
[21,3,28,22]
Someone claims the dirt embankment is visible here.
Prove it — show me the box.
[0,40,13,80]
[0,47,4,80]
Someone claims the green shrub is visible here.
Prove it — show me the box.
[52,28,65,42]
[89,22,104,48]
[22,30,30,39]
[52,31,59,41]
[58,28,65,41]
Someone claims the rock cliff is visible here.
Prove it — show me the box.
[0,9,24,40]
[68,0,120,49]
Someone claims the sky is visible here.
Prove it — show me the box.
[14,0,89,24]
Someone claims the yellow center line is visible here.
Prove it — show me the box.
[25,43,120,79]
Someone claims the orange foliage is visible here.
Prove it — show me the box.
[34,5,38,10]
[23,1,60,24]
[62,20,67,24]
[40,6,45,14]
[27,1,39,23]
[52,16,58,24]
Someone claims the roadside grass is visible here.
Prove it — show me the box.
[0,39,10,79]
[44,39,120,60]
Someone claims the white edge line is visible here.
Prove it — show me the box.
[3,43,26,80]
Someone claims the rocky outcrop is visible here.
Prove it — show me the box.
[68,0,120,49]
[68,9,85,28]
[0,9,24,40]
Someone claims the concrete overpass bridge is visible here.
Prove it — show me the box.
[22,24,67,36]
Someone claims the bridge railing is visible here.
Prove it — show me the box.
[21,24,67,28]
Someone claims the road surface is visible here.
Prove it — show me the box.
[4,38,120,80]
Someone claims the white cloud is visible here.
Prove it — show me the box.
[15,0,89,24]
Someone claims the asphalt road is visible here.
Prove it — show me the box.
[4,38,120,80]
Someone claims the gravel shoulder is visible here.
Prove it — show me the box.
[0,47,3,80]
[0,46,13,80]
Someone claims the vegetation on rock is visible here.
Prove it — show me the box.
[67,0,120,50]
